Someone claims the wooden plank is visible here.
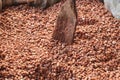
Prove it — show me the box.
[52,0,77,44]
